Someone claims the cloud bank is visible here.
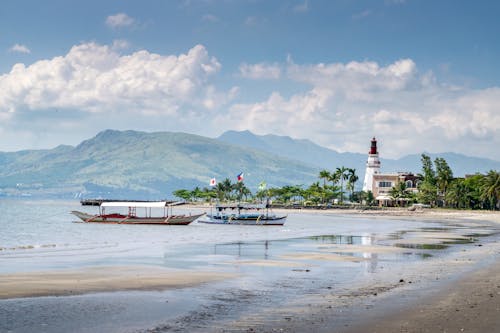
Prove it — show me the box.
[0,42,499,160]
[0,43,221,116]
[221,58,500,159]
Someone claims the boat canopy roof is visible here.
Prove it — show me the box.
[101,201,168,208]
[216,203,267,209]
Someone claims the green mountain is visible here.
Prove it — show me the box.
[1,129,498,199]
[0,130,319,199]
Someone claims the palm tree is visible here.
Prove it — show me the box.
[215,178,233,201]
[304,182,323,205]
[346,168,358,201]
[481,170,500,210]
[334,166,350,204]
[435,157,453,206]
[319,170,331,203]
[389,182,415,207]
[233,181,252,201]
[446,178,468,209]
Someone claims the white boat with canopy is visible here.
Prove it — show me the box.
[72,201,204,225]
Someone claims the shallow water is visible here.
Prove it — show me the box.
[1,199,499,333]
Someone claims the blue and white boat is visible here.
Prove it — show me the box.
[198,203,286,225]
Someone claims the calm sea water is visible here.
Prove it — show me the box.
[1,199,499,333]
[0,199,431,274]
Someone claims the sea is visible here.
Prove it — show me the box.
[1,199,499,332]
[0,199,430,273]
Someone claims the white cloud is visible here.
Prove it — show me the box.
[0,43,222,118]
[111,39,130,50]
[352,9,371,20]
[202,14,219,23]
[0,42,499,161]
[9,44,31,54]
[293,0,309,13]
[106,13,135,29]
[218,58,500,160]
[239,62,281,80]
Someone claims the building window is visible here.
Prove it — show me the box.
[378,181,392,188]
[406,180,413,188]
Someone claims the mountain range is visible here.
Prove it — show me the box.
[1,129,498,199]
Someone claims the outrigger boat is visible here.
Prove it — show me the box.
[72,201,204,225]
[198,203,286,225]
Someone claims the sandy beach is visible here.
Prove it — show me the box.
[0,266,235,299]
[1,206,499,332]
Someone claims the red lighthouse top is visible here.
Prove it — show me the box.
[369,137,378,155]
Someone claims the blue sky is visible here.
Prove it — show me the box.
[1,0,499,160]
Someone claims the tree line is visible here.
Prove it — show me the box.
[173,155,499,210]
[173,167,359,206]
[416,154,499,210]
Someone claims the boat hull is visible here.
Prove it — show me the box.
[71,211,204,225]
[198,214,286,226]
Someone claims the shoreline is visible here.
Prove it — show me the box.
[192,202,500,223]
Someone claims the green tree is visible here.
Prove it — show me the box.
[191,186,203,202]
[334,167,350,204]
[346,168,358,201]
[215,178,233,201]
[173,189,192,201]
[303,182,323,205]
[421,154,436,185]
[481,170,500,210]
[389,182,415,207]
[200,187,217,201]
[233,181,252,201]
[417,154,438,206]
[319,169,331,203]
[434,157,453,206]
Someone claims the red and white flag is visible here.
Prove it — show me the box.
[209,178,217,186]
[237,172,244,182]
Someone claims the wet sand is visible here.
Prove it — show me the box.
[240,208,500,333]
[196,206,500,332]
[341,260,500,333]
[0,266,234,299]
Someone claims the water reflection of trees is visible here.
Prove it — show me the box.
[308,235,368,245]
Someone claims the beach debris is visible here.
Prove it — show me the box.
[399,278,405,283]
[292,269,310,272]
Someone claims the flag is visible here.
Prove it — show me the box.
[237,172,244,182]
[258,181,267,191]
[209,178,217,186]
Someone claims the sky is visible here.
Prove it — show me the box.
[1,0,499,160]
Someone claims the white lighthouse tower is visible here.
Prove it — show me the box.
[362,137,381,192]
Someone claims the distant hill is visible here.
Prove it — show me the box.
[218,130,366,171]
[0,130,319,199]
[217,130,500,177]
[1,129,498,199]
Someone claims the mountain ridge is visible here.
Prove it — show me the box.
[217,130,500,177]
[1,129,498,199]
[0,130,319,199]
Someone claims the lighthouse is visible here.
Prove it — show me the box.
[362,137,381,192]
